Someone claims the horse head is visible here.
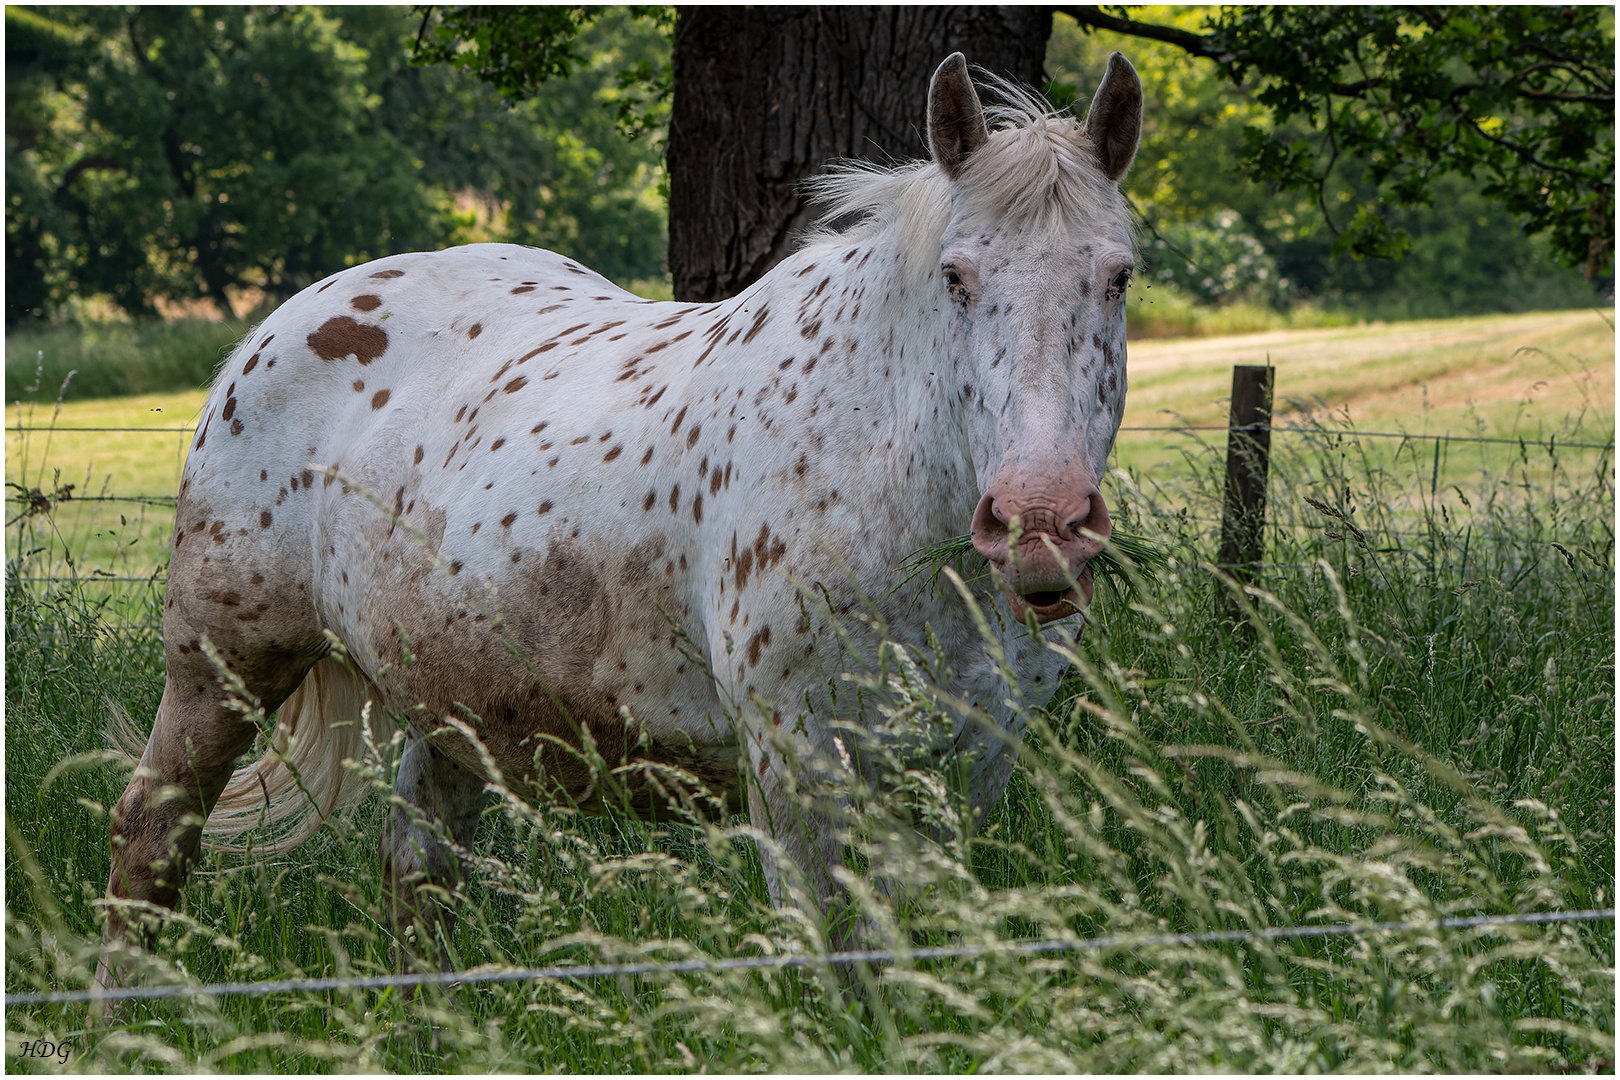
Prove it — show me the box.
[929,52,1141,624]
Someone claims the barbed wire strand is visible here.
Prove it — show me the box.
[6,423,1613,449]
[5,426,198,433]
[6,908,1611,1008]
[1114,425,1613,449]
[9,576,165,584]
[12,495,179,505]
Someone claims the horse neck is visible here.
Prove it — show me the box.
[751,224,975,528]
[761,224,954,412]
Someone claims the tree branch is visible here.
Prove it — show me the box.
[1054,7,1388,96]
[1515,88,1614,106]
[1054,6,1227,61]
[413,5,435,55]
[54,156,120,197]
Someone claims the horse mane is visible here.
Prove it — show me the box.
[799,74,1134,283]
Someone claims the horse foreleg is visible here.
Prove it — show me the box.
[742,732,870,952]
[378,730,487,975]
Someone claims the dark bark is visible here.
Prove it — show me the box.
[668,6,1052,302]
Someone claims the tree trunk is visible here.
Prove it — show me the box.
[668,6,1052,302]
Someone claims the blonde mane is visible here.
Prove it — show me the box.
[799,77,1134,284]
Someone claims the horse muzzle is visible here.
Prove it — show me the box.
[970,477,1112,625]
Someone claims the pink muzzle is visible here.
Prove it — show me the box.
[970,471,1112,624]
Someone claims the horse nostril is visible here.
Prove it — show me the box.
[971,493,1009,558]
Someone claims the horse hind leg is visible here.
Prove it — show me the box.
[379,730,487,975]
[96,524,327,993]
[96,639,319,992]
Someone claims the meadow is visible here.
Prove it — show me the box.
[4,309,1614,1071]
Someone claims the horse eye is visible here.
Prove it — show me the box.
[1107,268,1133,301]
[944,267,962,287]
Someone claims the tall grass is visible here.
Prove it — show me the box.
[5,402,1612,1071]
[6,320,249,403]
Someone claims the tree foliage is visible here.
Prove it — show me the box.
[4,6,669,326]
[1046,9,1600,316]
[7,7,442,321]
[1061,5,1615,280]
[410,5,675,144]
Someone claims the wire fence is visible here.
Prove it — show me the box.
[7,907,1612,1008]
[6,421,1616,449]
[7,419,1611,593]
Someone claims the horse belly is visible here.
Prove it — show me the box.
[313,448,739,812]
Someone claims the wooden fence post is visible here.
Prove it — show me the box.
[1216,364,1274,616]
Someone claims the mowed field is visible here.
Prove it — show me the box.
[7,308,1612,582]
[1116,308,1613,475]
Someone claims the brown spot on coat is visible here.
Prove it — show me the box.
[504,376,529,394]
[603,445,623,462]
[308,316,388,365]
[352,294,382,311]
[468,323,482,338]
[501,512,517,527]
[371,389,391,410]
[259,511,273,528]
[414,445,424,464]
[230,418,244,436]
[491,438,506,450]
[370,269,405,279]
[746,625,772,667]
[510,285,535,294]
[537,501,553,514]
[242,353,260,374]
[741,306,771,344]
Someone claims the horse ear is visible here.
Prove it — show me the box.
[1082,52,1142,182]
[928,53,989,180]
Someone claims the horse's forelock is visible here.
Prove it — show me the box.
[801,78,1131,281]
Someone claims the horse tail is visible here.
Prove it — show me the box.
[202,657,380,854]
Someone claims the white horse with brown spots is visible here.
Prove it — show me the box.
[97,53,1142,988]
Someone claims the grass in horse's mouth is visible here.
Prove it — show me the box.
[891,527,1169,600]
